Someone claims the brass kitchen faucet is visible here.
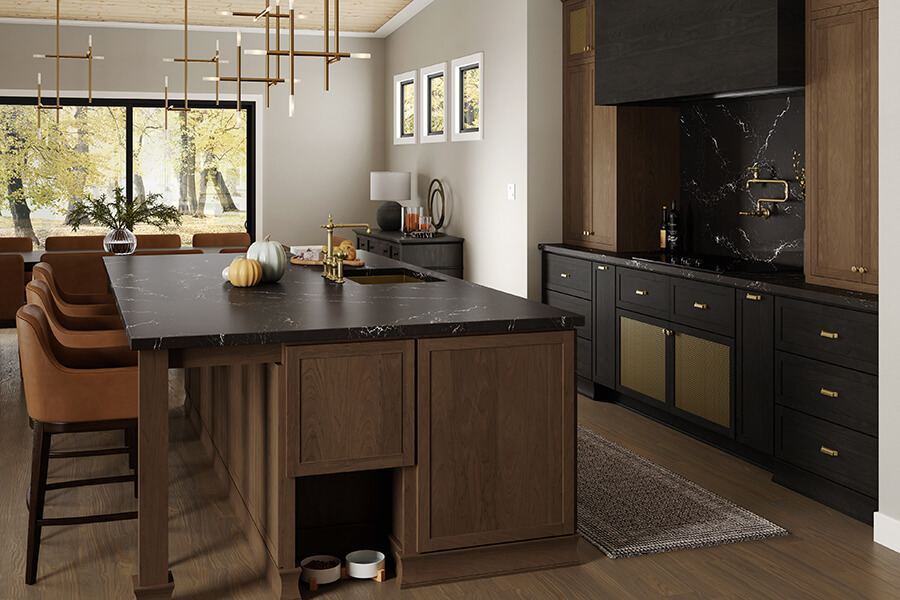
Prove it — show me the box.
[320,215,371,283]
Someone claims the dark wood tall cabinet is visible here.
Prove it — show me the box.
[561,0,680,252]
[805,0,878,293]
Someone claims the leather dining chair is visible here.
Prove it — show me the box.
[37,252,113,297]
[0,236,33,251]
[16,304,138,585]
[26,281,129,355]
[31,262,118,318]
[135,233,181,249]
[44,235,106,251]
[192,232,251,247]
[0,254,25,324]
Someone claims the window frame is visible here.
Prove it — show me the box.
[393,71,417,145]
[419,62,447,144]
[451,52,483,143]
[0,95,256,240]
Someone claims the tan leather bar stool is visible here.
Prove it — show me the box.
[26,281,132,363]
[0,254,25,324]
[31,262,119,319]
[135,233,181,249]
[16,304,138,585]
[36,253,115,298]
[192,232,251,247]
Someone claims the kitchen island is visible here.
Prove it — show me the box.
[104,250,583,599]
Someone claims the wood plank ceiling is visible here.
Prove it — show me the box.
[0,1,414,33]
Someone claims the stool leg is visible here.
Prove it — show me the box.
[25,422,51,585]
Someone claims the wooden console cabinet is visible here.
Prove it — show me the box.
[806,0,878,292]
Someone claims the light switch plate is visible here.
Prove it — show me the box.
[507,183,516,201]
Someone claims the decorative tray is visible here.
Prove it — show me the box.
[290,256,365,267]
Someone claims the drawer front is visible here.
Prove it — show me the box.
[577,336,592,380]
[775,298,877,373]
[400,244,463,269]
[616,269,669,320]
[776,407,877,497]
[545,289,592,341]
[671,279,735,337]
[776,352,877,437]
[544,253,592,299]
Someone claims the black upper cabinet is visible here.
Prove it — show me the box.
[594,0,804,105]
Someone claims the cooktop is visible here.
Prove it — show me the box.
[630,253,803,275]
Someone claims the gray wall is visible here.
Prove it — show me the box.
[0,21,385,247]
[384,0,561,298]
[877,3,900,553]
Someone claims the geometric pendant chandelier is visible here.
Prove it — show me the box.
[34,0,103,130]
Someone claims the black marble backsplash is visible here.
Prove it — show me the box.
[679,94,805,267]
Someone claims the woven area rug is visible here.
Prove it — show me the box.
[577,425,788,558]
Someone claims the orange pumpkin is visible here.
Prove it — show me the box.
[228,258,263,287]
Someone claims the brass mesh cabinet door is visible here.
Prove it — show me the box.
[619,316,667,403]
[674,332,732,429]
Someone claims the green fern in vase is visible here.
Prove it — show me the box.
[65,185,182,232]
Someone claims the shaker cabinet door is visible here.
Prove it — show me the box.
[416,332,575,553]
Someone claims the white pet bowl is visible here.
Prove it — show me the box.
[345,550,386,579]
[299,555,341,586]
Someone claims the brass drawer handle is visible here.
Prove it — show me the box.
[851,266,868,274]
[820,388,839,398]
[663,328,673,337]
[635,289,648,296]
[693,302,708,310]
[820,446,839,457]
[820,330,839,339]
[597,265,608,271]
[746,293,762,301]
[560,273,571,278]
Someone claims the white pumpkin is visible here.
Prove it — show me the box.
[246,235,286,283]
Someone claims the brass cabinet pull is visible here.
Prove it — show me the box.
[597,265,609,271]
[693,302,708,310]
[820,330,839,340]
[860,267,869,274]
[820,388,839,398]
[663,329,673,337]
[560,273,571,279]
[746,293,762,301]
[820,446,839,457]
[851,266,859,273]
[635,289,648,296]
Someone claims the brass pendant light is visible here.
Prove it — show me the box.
[34,0,103,131]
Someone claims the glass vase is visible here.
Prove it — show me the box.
[103,227,137,255]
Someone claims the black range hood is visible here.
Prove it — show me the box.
[594,0,804,106]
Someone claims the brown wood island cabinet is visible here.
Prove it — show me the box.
[806,0,879,292]
[104,250,580,600]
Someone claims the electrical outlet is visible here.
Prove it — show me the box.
[507,184,516,201]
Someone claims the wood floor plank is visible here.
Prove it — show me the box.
[2,327,900,599]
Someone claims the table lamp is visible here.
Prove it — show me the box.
[371,171,411,232]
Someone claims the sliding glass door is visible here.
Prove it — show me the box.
[0,98,253,248]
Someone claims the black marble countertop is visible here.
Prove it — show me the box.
[353,228,464,244]
[104,251,582,351]
[540,243,878,313]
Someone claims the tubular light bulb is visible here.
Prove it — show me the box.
[289,0,294,9]
[38,73,41,85]
[289,94,294,117]
[236,31,241,46]
[33,54,46,58]
[217,10,232,16]
[350,53,372,59]
[163,57,175,62]
[216,39,220,52]
[296,13,306,19]
[165,76,169,87]
[203,76,221,81]
[88,35,92,48]
[244,49,267,56]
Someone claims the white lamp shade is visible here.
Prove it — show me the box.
[370,172,411,202]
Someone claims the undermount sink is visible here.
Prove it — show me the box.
[346,268,443,285]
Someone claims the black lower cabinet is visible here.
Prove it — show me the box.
[617,309,734,438]
[736,291,775,454]
[540,246,878,524]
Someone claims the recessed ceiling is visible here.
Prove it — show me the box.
[0,1,415,34]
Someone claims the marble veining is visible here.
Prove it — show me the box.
[680,94,805,267]
[105,252,583,351]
